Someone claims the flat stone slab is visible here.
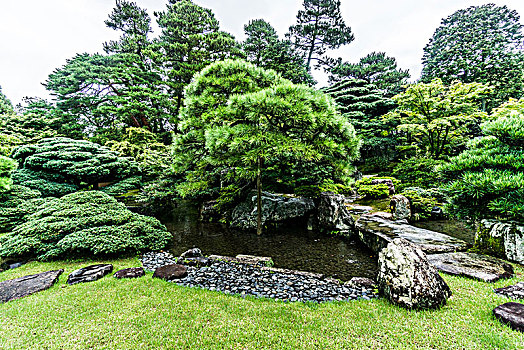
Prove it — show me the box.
[356,214,469,254]
[495,282,524,299]
[153,264,188,281]
[114,267,145,279]
[0,269,63,303]
[493,302,524,332]
[427,252,514,282]
[209,254,273,266]
[67,264,113,285]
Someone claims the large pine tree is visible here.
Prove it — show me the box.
[286,0,354,70]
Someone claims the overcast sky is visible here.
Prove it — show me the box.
[1,0,523,105]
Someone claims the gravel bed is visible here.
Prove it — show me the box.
[141,252,377,303]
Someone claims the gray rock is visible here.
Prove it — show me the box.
[0,269,63,303]
[230,191,315,230]
[179,257,212,267]
[345,277,377,289]
[356,214,469,254]
[493,302,524,332]
[346,205,373,215]
[67,264,113,285]
[427,252,514,283]
[179,248,203,260]
[371,178,395,195]
[114,267,145,279]
[317,192,355,237]
[495,282,524,299]
[390,195,411,221]
[377,238,451,309]
[475,220,524,264]
[153,264,188,281]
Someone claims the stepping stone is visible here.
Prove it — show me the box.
[114,267,145,279]
[153,264,188,281]
[427,252,514,282]
[493,302,524,332]
[67,264,113,285]
[356,214,469,254]
[495,282,524,299]
[0,269,63,303]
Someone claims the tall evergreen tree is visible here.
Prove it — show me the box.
[154,0,243,128]
[322,79,397,169]
[243,19,315,85]
[286,0,354,70]
[421,4,524,109]
[330,52,410,97]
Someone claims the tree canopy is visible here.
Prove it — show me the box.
[329,52,410,97]
[386,79,491,159]
[421,4,524,109]
[286,0,354,70]
[0,85,14,115]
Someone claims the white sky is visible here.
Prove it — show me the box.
[1,0,523,105]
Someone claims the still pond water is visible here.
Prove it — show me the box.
[157,201,475,282]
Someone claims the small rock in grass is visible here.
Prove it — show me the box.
[67,264,113,285]
[493,302,524,332]
[153,264,188,281]
[114,267,145,279]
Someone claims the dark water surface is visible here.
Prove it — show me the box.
[158,201,378,281]
[413,220,476,244]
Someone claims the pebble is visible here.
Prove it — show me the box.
[141,252,378,303]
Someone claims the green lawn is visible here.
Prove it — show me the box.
[1,258,523,349]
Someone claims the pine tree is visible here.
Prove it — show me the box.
[0,86,14,115]
[286,0,354,70]
[330,52,410,97]
[243,19,314,85]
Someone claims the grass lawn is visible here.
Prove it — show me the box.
[1,257,523,349]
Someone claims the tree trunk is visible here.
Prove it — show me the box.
[256,156,263,236]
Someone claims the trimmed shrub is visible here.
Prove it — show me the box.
[0,185,49,234]
[0,155,17,192]
[0,191,171,260]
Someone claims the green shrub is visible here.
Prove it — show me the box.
[401,188,439,221]
[439,99,524,221]
[0,191,171,260]
[0,185,49,234]
[0,155,17,192]
[355,177,399,199]
[10,137,140,197]
[393,157,445,190]
[295,179,354,198]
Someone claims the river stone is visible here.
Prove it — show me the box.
[67,264,113,285]
[114,267,145,279]
[495,282,524,299]
[356,214,469,254]
[230,190,315,230]
[179,257,211,267]
[346,205,373,215]
[427,252,514,283]
[153,264,188,281]
[493,302,524,332]
[0,269,63,303]
[179,248,203,260]
[474,220,524,265]
[390,195,411,221]
[345,277,377,289]
[377,238,451,309]
[317,192,355,237]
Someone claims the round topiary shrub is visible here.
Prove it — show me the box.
[0,191,171,260]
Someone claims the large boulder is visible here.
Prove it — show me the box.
[390,195,411,221]
[474,220,524,264]
[230,191,315,230]
[427,252,514,283]
[0,269,63,303]
[356,214,469,254]
[317,192,355,237]
[377,238,451,309]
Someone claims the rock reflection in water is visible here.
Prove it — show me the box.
[159,201,378,281]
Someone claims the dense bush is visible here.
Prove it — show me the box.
[0,155,17,192]
[10,137,140,197]
[0,185,49,234]
[439,99,524,221]
[401,188,440,221]
[355,177,399,199]
[393,157,445,190]
[0,191,171,260]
